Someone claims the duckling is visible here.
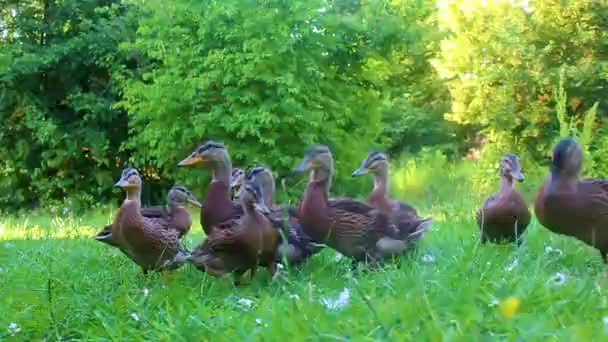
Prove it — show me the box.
[477,153,530,245]
[96,168,189,274]
[177,141,243,235]
[188,181,280,284]
[535,137,608,261]
[352,151,431,240]
[95,184,201,245]
[294,145,416,267]
[238,165,323,265]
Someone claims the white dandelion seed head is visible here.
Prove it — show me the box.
[143,288,150,297]
[8,322,21,336]
[238,298,254,309]
[421,254,436,263]
[550,272,567,286]
[130,312,140,321]
[544,246,564,256]
[321,288,350,310]
[505,259,519,272]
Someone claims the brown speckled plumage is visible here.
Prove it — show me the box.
[95,168,189,274]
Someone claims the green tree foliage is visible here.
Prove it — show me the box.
[118,0,448,196]
[434,0,608,160]
[0,0,138,210]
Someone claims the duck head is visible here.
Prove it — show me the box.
[500,153,524,182]
[352,151,388,177]
[167,184,202,208]
[114,167,142,200]
[246,166,275,206]
[551,137,583,178]
[240,180,271,216]
[294,145,333,175]
[177,141,230,168]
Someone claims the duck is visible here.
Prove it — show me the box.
[238,165,324,265]
[294,145,419,268]
[95,184,201,245]
[187,180,280,284]
[476,153,530,244]
[177,141,243,235]
[352,151,432,240]
[535,137,608,261]
[230,168,245,200]
[96,168,190,274]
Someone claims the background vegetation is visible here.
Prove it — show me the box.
[2,0,605,212]
[2,1,608,339]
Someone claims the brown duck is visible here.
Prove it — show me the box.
[96,168,190,274]
[294,145,417,268]
[477,153,530,244]
[95,184,201,245]
[352,151,432,241]
[535,137,608,260]
[187,181,279,284]
[238,165,324,265]
[177,141,243,235]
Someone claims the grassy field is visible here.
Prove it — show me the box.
[2,189,608,341]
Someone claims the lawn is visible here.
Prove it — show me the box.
[1,197,607,341]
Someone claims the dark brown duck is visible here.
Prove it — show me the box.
[177,141,243,235]
[535,137,608,260]
[352,151,432,241]
[477,153,530,244]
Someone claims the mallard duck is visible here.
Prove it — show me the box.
[230,168,245,200]
[294,145,417,267]
[96,168,189,274]
[352,151,431,240]
[177,141,243,235]
[237,166,323,265]
[95,184,201,245]
[535,137,608,260]
[476,153,530,244]
[188,181,279,284]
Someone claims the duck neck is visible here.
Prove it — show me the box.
[372,169,389,199]
[548,171,578,192]
[211,157,232,187]
[499,176,514,193]
[125,188,142,204]
[310,167,332,198]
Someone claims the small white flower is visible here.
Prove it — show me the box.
[51,207,57,214]
[488,297,500,307]
[544,246,564,257]
[421,254,435,263]
[550,272,567,286]
[277,263,284,270]
[130,312,140,321]
[321,288,350,310]
[505,259,519,272]
[255,318,268,327]
[288,294,300,301]
[63,207,70,214]
[237,298,254,309]
[334,253,343,261]
[142,288,150,297]
[8,322,21,336]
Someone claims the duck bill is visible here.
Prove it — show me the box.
[294,156,310,173]
[114,179,129,188]
[511,170,525,182]
[178,154,204,167]
[351,166,369,177]
[254,202,271,216]
[187,197,203,208]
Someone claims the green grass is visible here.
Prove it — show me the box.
[2,192,608,341]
